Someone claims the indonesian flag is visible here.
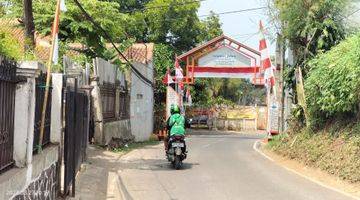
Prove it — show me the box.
[259,21,275,89]
[174,58,183,81]
[52,0,67,65]
[162,67,174,85]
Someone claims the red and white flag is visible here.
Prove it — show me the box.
[52,0,67,65]
[174,58,183,81]
[162,67,174,85]
[259,21,275,89]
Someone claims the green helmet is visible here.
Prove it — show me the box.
[170,104,180,114]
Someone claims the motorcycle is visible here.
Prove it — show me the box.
[166,135,187,170]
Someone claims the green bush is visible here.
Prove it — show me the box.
[0,31,22,60]
[305,33,360,124]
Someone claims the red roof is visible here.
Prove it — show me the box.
[124,43,154,64]
[0,18,52,61]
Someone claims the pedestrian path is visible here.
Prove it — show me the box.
[70,145,124,200]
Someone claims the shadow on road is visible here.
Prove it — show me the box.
[189,134,265,140]
[120,158,200,171]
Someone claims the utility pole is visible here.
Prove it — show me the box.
[23,0,35,51]
[279,35,285,133]
[275,33,283,133]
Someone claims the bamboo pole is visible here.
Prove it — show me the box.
[38,0,61,153]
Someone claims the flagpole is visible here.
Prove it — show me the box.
[38,0,61,153]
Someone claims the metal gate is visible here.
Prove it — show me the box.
[63,81,89,196]
[0,58,17,172]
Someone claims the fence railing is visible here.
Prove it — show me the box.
[33,73,52,152]
[0,58,17,172]
[99,82,116,122]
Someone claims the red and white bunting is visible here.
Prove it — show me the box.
[259,21,275,89]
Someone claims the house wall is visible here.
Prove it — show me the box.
[92,57,132,145]
[130,61,154,141]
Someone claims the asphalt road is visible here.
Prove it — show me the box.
[117,130,356,200]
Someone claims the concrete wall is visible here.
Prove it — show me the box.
[130,61,154,141]
[103,119,133,144]
[189,106,266,131]
[215,119,257,131]
[0,146,58,200]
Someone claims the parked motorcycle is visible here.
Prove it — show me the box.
[166,135,187,170]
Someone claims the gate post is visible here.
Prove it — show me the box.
[50,73,63,144]
[13,62,41,168]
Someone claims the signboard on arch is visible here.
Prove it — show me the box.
[192,46,260,80]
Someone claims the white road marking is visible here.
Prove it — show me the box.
[253,140,360,200]
[253,141,274,161]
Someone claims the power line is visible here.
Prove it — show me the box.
[230,32,259,38]
[130,6,267,25]
[343,8,360,19]
[242,32,258,43]
[124,0,206,13]
[198,7,267,18]
[72,0,154,87]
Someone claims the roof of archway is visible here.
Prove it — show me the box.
[177,35,260,61]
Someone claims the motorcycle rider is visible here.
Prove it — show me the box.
[165,104,186,151]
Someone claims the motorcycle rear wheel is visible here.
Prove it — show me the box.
[174,155,182,170]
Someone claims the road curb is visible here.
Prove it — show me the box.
[253,140,360,200]
[116,171,133,200]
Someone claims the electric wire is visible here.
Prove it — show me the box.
[72,0,154,87]
[198,7,267,18]
[124,0,206,13]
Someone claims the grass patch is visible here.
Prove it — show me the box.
[111,137,160,154]
[268,123,360,183]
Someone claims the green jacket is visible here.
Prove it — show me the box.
[169,113,185,136]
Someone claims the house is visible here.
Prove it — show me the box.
[125,43,155,142]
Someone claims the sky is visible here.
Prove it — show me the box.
[198,0,360,56]
[198,0,276,55]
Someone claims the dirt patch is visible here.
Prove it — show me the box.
[261,144,360,199]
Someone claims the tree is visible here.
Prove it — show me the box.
[273,0,348,71]
[122,0,222,52]
[197,11,223,42]
[32,0,133,58]
[142,0,202,52]
[23,0,35,51]
[153,43,174,103]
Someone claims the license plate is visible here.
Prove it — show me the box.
[172,143,184,147]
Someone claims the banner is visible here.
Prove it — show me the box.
[268,92,279,134]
